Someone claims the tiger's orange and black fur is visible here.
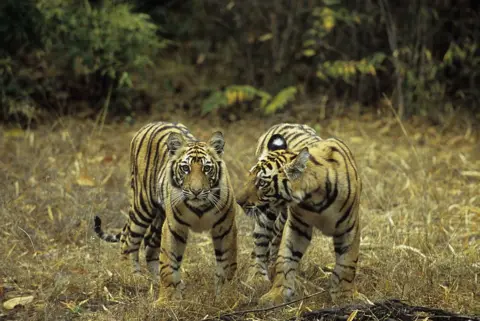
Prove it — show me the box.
[238,123,361,304]
[94,122,240,300]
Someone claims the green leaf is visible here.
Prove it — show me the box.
[303,49,316,57]
[259,33,273,42]
[263,87,298,115]
[118,72,132,88]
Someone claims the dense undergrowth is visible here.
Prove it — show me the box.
[1,0,479,125]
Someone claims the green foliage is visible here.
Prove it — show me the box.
[2,0,480,122]
[1,0,169,121]
[38,0,166,87]
[201,90,228,115]
[442,42,480,101]
[0,0,45,55]
[201,85,297,115]
[263,87,298,115]
[301,2,387,85]
[177,0,479,117]
[316,54,387,83]
[0,0,46,120]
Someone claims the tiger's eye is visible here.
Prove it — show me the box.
[181,165,190,173]
[203,164,212,173]
[258,179,268,188]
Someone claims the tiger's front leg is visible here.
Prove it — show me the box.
[157,218,189,301]
[330,218,360,302]
[260,213,312,305]
[211,210,237,296]
[249,209,276,282]
[267,208,288,280]
[144,211,165,279]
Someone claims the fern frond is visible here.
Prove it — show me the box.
[263,86,298,115]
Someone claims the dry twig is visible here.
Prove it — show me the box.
[202,290,326,321]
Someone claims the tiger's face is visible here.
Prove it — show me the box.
[238,134,310,215]
[167,131,225,205]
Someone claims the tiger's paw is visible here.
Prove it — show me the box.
[329,287,354,304]
[258,286,295,307]
[213,277,237,303]
[214,276,227,297]
[156,280,185,303]
[329,276,355,302]
[247,269,270,282]
[267,263,276,281]
[226,262,238,280]
[245,270,270,289]
[156,287,183,304]
[146,261,160,278]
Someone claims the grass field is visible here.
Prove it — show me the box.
[1,108,479,320]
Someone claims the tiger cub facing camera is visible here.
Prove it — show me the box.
[238,123,361,305]
[94,121,240,301]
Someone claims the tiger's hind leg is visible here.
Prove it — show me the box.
[123,207,154,273]
[260,212,312,305]
[144,209,166,279]
[330,215,360,302]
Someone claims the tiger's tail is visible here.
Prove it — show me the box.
[93,216,121,243]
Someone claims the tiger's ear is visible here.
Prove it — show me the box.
[267,134,287,151]
[285,147,310,180]
[209,131,225,155]
[167,132,185,155]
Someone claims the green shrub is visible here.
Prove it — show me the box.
[1,0,169,122]
[0,0,45,55]
[39,0,167,101]
[201,85,297,115]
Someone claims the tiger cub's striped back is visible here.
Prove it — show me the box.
[94,122,239,301]
[238,123,361,305]
[255,123,320,156]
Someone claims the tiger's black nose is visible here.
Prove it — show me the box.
[191,189,202,196]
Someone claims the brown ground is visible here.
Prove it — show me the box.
[1,106,479,320]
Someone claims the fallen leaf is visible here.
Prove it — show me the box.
[102,155,115,164]
[349,137,364,144]
[70,268,88,275]
[3,296,34,310]
[76,175,95,187]
[47,206,54,222]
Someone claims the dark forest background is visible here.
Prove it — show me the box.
[1,0,479,124]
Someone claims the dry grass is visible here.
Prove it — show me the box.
[1,108,479,320]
